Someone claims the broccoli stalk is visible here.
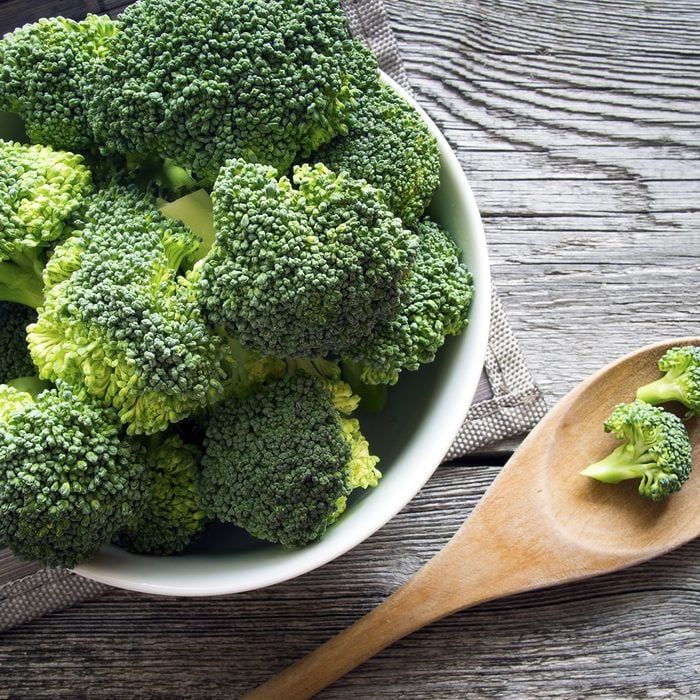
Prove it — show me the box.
[636,346,700,416]
[0,250,44,308]
[581,400,692,500]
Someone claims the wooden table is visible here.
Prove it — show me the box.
[1,1,699,697]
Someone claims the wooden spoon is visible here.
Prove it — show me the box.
[244,338,700,699]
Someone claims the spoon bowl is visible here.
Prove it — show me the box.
[246,337,700,699]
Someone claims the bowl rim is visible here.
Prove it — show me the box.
[71,71,492,596]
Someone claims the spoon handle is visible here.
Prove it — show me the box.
[241,555,467,700]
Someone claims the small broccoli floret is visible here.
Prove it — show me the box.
[117,434,208,555]
[0,15,118,152]
[637,346,700,416]
[0,140,93,308]
[28,185,226,435]
[0,382,36,421]
[195,160,417,357]
[581,400,692,501]
[0,303,36,383]
[86,0,378,181]
[0,382,150,567]
[199,374,380,548]
[344,218,474,385]
[310,83,440,225]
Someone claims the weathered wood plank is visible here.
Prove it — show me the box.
[0,0,699,697]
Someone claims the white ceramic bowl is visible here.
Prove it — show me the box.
[1,73,491,595]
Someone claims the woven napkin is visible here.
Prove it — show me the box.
[0,0,547,633]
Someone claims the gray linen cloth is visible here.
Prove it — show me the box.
[0,0,547,633]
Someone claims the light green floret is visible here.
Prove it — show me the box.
[199,374,380,548]
[0,303,36,383]
[28,185,226,435]
[0,382,150,568]
[0,14,118,152]
[0,140,93,309]
[344,218,474,385]
[86,0,378,181]
[310,83,440,225]
[117,434,209,555]
[0,382,36,420]
[195,160,418,358]
[637,345,700,416]
[581,400,692,501]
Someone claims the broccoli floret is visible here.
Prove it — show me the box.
[28,185,226,435]
[0,382,36,421]
[117,434,208,555]
[310,83,440,225]
[343,218,474,385]
[0,382,150,567]
[0,303,36,383]
[195,160,417,357]
[0,140,93,308]
[86,0,378,181]
[199,374,381,547]
[636,345,700,416]
[0,15,118,152]
[580,400,692,501]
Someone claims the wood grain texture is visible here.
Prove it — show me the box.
[0,1,699,698]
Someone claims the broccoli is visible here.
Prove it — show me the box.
[86,0,378,181]
[0,139,93,308]
[0,14,118,153]
[117,434,208,555]
[309,83,440,225]
[0,303,36,383]
[199,374,381,547]
[580,400,692,501]
[636,345,700,416]
[343,218,474,385]
[0,381,150,567]
[195,160,418,357]
[28,185,226,435]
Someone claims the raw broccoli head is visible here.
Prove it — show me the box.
[86,0,378,181]
[581,400,692,501]
[0,140,93,309]
[0,382,150,567]
[0,302,36,383]
[637,345,700,416]
[28,185,226,435]
[344,218,474,385]
[199,374,381,548]
[0,14,118,152]
[116,434,208,556]
[309,83,440,225]
[195,160,417,357]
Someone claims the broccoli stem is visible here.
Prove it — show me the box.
[158,189,215,263]
[341,359,388,412]
[7,376,50,396]
[580,444,655,484]
[0,250,44,309]
[636,376,684,406]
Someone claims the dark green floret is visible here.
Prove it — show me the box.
[195,160,417,357]
[86,0,378,181]
[0,382,150,568]
[637,345,700,416]
[117,434,208,555]
[0,303,36,383]
[581,400,692,501]
[28,185,226,435]
[199,374,381,548]
[310,83,440,225]
[344,218,474,385]
[0,14,118,152]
